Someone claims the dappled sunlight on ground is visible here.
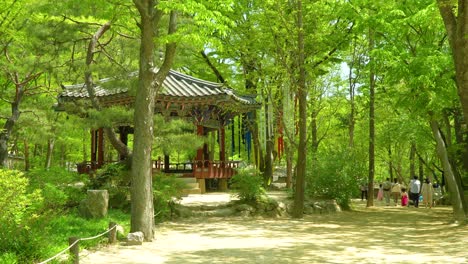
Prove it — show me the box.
[81,197,468,264]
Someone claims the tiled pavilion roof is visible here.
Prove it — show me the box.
[59,70,258,110]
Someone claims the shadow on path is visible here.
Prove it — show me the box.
[81,197,468,264]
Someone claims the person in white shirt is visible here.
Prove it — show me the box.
[409,176,421,207]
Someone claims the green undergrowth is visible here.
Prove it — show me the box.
[46,209,130,250]
[1,209,130,264]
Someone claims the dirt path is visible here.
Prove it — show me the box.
[81,195,468,264]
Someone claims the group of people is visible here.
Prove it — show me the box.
[361,176,439,208]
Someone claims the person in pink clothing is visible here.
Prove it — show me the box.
[377,183,384,201]
[401,188,409,206]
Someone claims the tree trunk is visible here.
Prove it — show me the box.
[453,108,468,172]
[367,27,375,208]
[24,139,30,171]
[264,95,273,185]
[251,113,265,171]
[437,0,468,134]
[0,85,25,168]
[241,56,264,172]
[348,40,357,148]
[200,51,225,83]
[388,147,393,181]
[292,0,307,218]
[45,138,55,169]
[285,142,293,189]
[418,157,424,180]
[311,109,319,155]
[60,143,66,168]
[131,1,157,241]
[83,22,131,161]
[430,119,467,221]
[131,1,177,241]
[410,142,416,180]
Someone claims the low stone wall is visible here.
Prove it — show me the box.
[173,196,341,218]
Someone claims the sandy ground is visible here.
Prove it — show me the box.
[80,192,468,264]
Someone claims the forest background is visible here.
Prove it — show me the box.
[1,0,468,263]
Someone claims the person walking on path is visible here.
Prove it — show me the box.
[401,188,409,206]
[391,178,401,206]
[421,178,434,208]
[382,178,392,206]
[377,183,384,201]
[409,176,421,207]
[360,181,368,201]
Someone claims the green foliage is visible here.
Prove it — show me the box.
[0,252,18,264]
[230,168,266,202]
[89,163,131,210]
[0,169,43,225]
[44,209,130,251]
[153,116,206,160]
[0,166,129,264]
[152,173,187,222]
[306,149,366,210]
[27,167,88,209]
[0,170,44,263]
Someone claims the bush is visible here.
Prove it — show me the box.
[230,168,266,202]
[88,163,131,210]
[306,149,366,209]
[0,169,45,263]
[27,167,88,209]
[153,173,187,222]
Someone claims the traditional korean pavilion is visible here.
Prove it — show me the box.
[57,69,259,192]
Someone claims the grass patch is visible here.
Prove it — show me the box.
[29,209,130,264]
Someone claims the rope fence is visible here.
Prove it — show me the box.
[37,222,118,264]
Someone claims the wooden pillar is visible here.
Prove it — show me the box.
[219,126,226,162]
[219,179,228,191]
[91,129,97,165]
[68,237,80,264]
[197,179,206,194]
[218,121,228,191]
[108,222,117,244]
[91,128,104,168]
[97,128,104,167]
[196,125,204,160]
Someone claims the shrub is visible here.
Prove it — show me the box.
[153,173,187,222]
[88,163,131,210]
[230,168,266,202]
[27,167,88,209]
[306,149,365,209]
[0,169,45,263]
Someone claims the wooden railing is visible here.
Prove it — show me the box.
[77,159,241,179]
[192,160,240,179]
[153,159,241,179]
[153,160,193,173]
[76,162,101,174]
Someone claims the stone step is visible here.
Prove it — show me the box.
[178,177,198,184]
[185,182,199,189]
[178,177,201,196]
[181,188,202,196]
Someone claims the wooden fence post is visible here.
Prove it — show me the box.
[68,236,80,264]
[108,222,117,244]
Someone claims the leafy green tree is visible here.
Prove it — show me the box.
[437,0,468,122]
[131,0,234,240]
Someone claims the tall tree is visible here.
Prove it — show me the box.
[0,0,51,167]
[437,0,468,121]
[292,0,307,218]
[366,26,376,207]
[131,0,177,241]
